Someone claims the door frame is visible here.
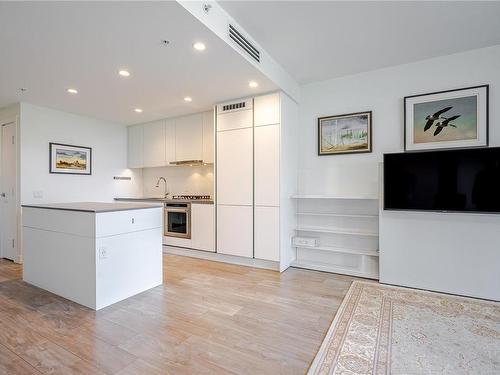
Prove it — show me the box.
[0,115,21,263]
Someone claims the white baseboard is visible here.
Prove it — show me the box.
[163,245,280,271]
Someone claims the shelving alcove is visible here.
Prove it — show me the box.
[291,195,379,279]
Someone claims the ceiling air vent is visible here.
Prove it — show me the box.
[228,24,260,63]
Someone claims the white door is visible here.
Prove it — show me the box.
[216,128,253,206]
[254,124,280,206]
[1,122,17,261]
[217,205,253,258]
[254,206,280,261]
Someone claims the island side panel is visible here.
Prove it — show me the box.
[95,207,163,310]
[22,207,97,309]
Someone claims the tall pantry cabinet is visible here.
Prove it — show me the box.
[216,92,298,271]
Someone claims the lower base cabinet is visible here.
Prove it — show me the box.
[217,205,253,258]
[254,206,280,261]
[191,204,215,252]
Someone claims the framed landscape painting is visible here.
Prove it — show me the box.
[49,143,92,175]
[318,111,372,155]
[404,85,488,151]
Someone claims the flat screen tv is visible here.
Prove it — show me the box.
[384,147,500,213]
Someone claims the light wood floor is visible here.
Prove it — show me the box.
[0,254,358,375]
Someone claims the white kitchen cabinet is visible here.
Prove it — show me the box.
[254,93,280,127]
[22,204,163,310]
[175,113,203,162]
[255,124,280,207]
[216,99,253,131]
[214,92,298,270]
[165,118,176,164]
[202,110,214,164]
[127,124,143,168]
[254,206,280,261]
[143,120,165,167]
[217,205,253,258]
[217,128,253,206]
[191,204,215,252]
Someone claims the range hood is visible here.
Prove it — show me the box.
[169,160,205,166]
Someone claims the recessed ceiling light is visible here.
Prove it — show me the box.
[184,97,192,102]
[249,81,259,88]
[67,88,78,94]
[119,70,130,77]
[193,42,206,51]
[134,108,143,113]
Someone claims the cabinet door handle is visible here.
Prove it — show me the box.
[132,218,135,224]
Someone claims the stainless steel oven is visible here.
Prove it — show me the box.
[164,203,191,239]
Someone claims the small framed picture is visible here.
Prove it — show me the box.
[318,111,372,155]
[404,85,489,151]
[49,143,92,175]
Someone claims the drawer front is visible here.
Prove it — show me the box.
[95,208,163,238]
[22,207,95,237]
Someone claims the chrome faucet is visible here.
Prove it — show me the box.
[155,177,169,198]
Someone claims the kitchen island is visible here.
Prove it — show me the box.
[22,202,164,310]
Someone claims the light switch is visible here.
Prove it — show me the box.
[99,247,108,259]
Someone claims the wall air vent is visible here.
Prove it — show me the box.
[217,98,253,114]
[228,24,260,63]
[222,101,246,112]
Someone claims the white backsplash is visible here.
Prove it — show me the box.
[142,165,214,198]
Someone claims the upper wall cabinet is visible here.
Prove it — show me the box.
[175,113,203,162]
[143,120,165,167]
[216,99,253,131]
[127,124,143,168]
[127,110,214,168]
[254,93,280,126]
[165,119,176,164]
[202,110,214,164]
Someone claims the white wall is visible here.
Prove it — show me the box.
[298,45,500,197]
[19,103,142,204]
[141,165,214,198]
[298,45,500,300]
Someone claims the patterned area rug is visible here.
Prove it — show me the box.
[308,281,500,375]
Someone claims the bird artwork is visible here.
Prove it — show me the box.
[433,115,461,136]
[423,106,461,136]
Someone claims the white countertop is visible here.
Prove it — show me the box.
[22,201,164,213]
[115,197,214,205]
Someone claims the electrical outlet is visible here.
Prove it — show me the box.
[33,190,43,199]
[99,247,108,259]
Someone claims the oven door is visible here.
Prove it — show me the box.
[164,204,191,239]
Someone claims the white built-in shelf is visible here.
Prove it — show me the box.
[296,226,379,237]
[291,194,378,200]
[296,245,379,257]
[291,260,379,280]
[296,212,378,219]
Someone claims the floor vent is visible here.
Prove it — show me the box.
[228,24,260,63]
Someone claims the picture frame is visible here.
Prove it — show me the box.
[404,85,489,151]
[318,111,372,155]
[49,143,92,175]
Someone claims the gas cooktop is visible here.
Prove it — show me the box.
[171,195,211,200]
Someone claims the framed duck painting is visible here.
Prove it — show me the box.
[404,85,488,151]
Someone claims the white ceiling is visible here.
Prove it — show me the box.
[0,1,276,125]
[219,1,500,84]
